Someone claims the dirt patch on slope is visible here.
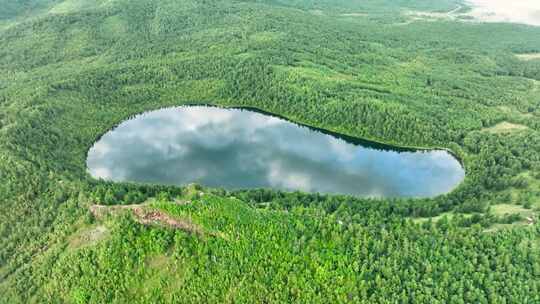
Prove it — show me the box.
[132,207,204,235]
[90,204,203,235]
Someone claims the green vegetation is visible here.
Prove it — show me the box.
[0,0,539,303]
[41,194,540,303]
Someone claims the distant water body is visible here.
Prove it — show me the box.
[467,0,540,26]
[87,106,465,198]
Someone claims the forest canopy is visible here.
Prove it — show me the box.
[0,0,539,303]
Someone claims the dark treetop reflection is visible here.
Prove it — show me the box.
[87,106,464,198]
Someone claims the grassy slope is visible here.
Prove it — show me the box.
[0,0,539,302]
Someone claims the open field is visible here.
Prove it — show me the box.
[482,121,530,133]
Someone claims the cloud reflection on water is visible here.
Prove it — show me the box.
[87,106,464,198]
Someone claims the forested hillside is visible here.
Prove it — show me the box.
[0,0,539,303]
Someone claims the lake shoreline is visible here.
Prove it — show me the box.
[87,104,465,198]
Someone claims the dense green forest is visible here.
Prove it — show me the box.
[0,0,539,302]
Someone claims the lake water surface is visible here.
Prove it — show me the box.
[87,106,464,198]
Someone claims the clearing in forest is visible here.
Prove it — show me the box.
[491,204,534,218]
[482,121,529,134]
[68,225,109,249]
[516,53,540,61]
[402,5,464,23]
[340,13,367,17]
[485,203,538,231]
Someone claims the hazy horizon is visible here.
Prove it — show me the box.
[467,0,540,26]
